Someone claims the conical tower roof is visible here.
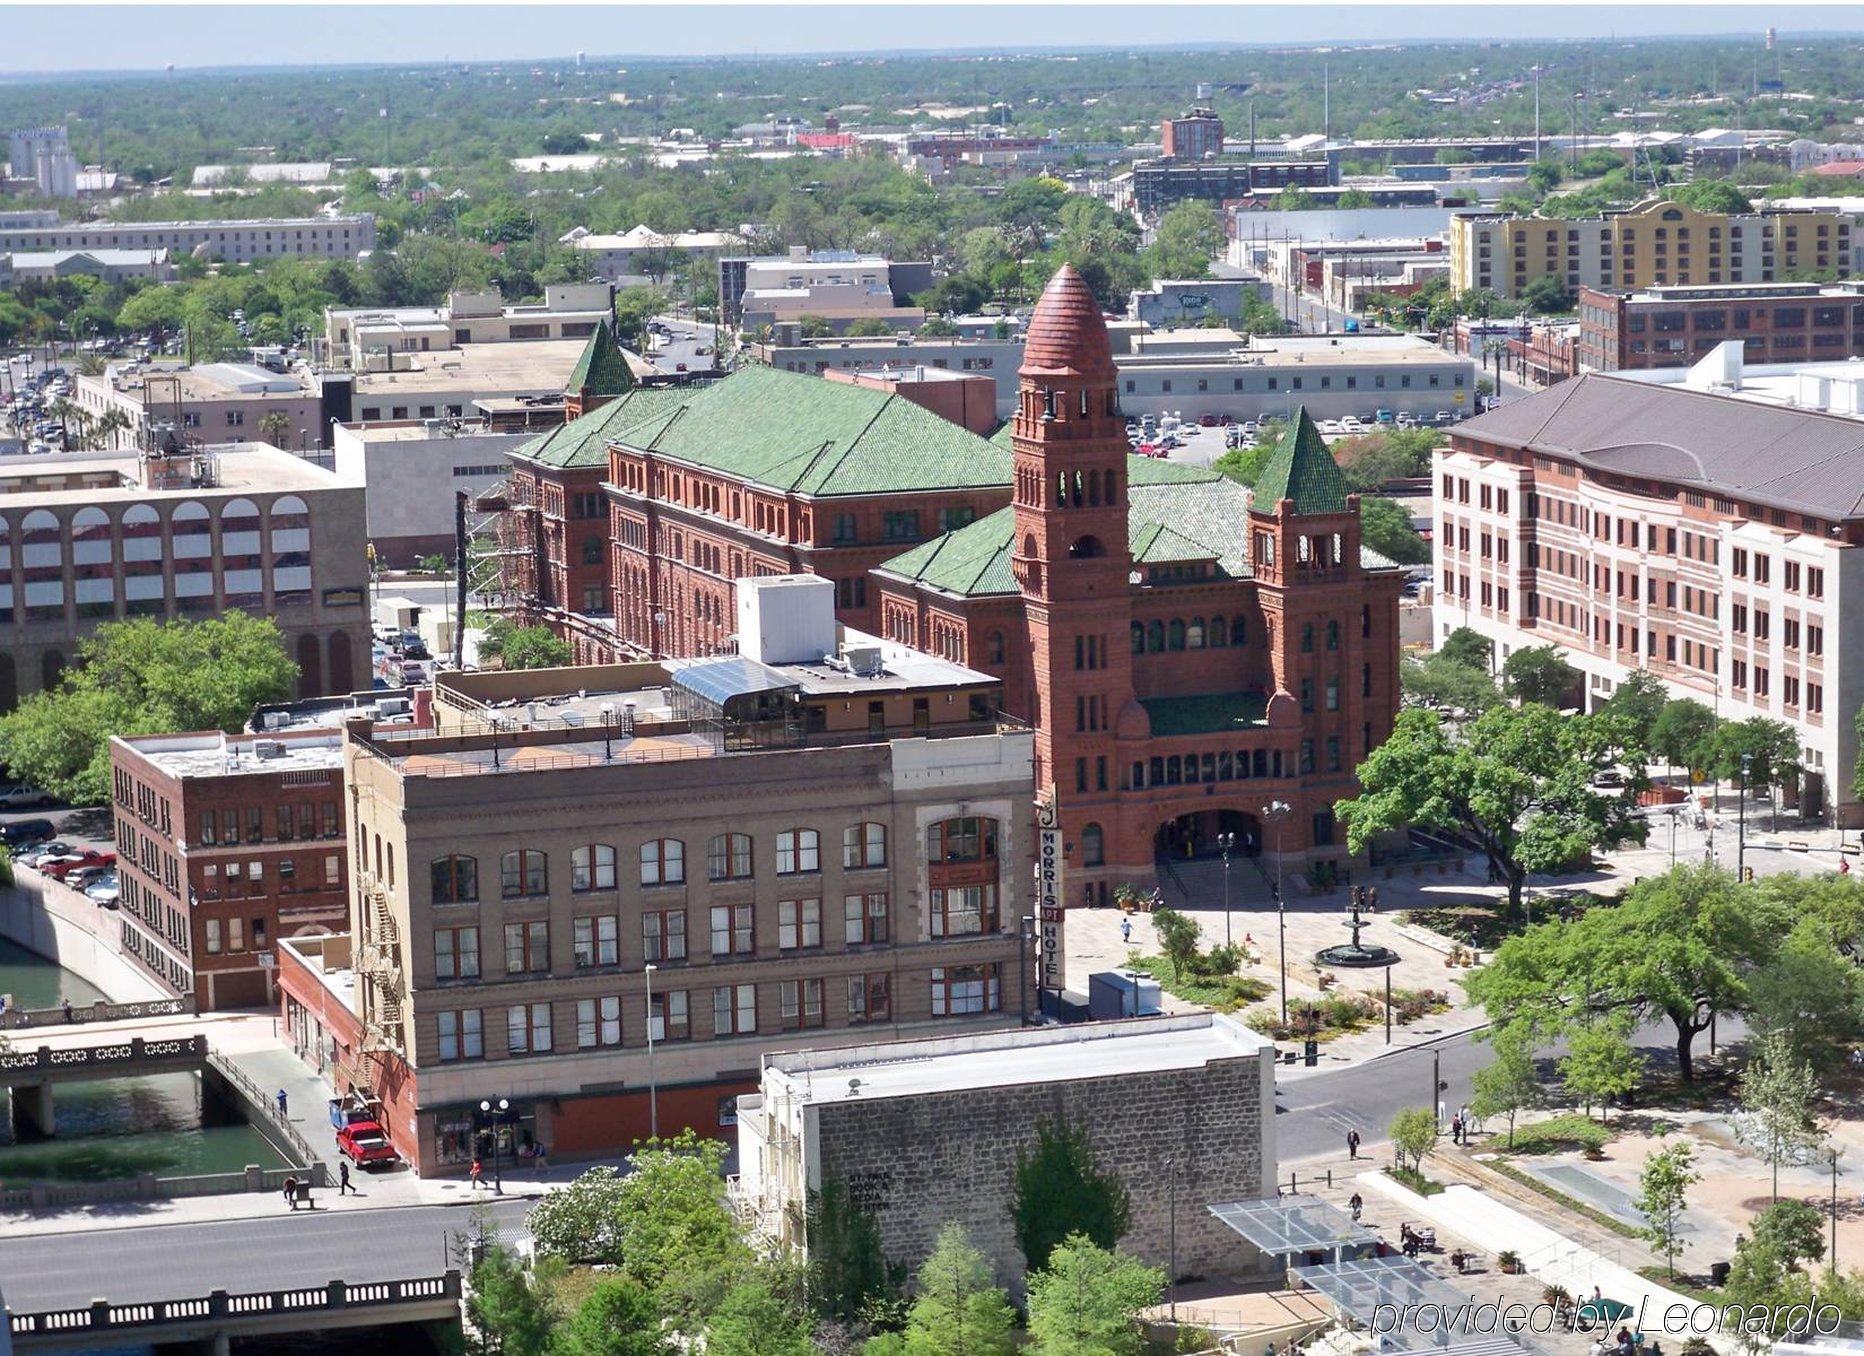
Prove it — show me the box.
[566,318,635,398]
[1252,407,1353,515]
[1019,264,1118,382]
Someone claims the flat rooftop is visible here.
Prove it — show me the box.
[94,360,318,401]
[116,730,344,777]
[1122,333,1465,369]
[0,442,346,505]
[761,1013,1269,1107]
[389,729,716,779]
[352,339,585,394]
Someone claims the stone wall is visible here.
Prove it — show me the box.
[811,1053,1271,1290]
[0,876,167,1004]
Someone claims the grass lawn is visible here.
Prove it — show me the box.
[1635,1267,1724,1306]
[1390,1165,1444,1196]
[1120,955,1270,1013]
[1401,889,1617,951]
[1494,1113,1613,1156]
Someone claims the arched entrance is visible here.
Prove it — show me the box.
[1153,808,1263,863]
[296,632,323,698]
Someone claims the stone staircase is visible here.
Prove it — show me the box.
[1152,854,1279,913]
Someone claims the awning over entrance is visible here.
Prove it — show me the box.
[1292,1255,1528,1353]
[1208,1196,1378,1261]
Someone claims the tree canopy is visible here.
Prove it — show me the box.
[1010,1120,1132,1272]
[1024,1235,1163,1356]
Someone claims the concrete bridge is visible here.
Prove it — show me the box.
[4,1271,462,1354]
[0,1034,208,1136]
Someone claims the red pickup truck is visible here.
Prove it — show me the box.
[43,850,115,882]
[336,1120,398,1168]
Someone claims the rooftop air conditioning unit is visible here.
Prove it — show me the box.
[841,644,884,677]
[377,696,412,717]
[253,739,285,759]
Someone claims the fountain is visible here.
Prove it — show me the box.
[1314,896,1400,969]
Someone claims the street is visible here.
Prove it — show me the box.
[0,1196,533,1309]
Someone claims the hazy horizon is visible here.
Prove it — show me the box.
[2,4,1853,79]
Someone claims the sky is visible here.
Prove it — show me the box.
[1,4,1858,77]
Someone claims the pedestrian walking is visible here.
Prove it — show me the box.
[1349,1191,1363,1223]
[276,1088,289,1118]
[1346,1129,1361,1160]
[283,1174,298,1211]
[1366,886,1379,913]
[535,1142,549,1171]
[469,1158,484,1190]
[339,1161,355,1195]
[1120,917,1132,945]
[60,998,72,1023]
[1450,1113,1463,1145]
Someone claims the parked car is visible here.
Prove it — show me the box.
[1318,419,1345,436]
[84,873,120,908]
[2,819,56,850]
[67,862,115,888]
[1339,417,1366,434]
[43,850,114,882]
[19,840,74,868]
[337,1120,399,1168]
[0,784,56,809]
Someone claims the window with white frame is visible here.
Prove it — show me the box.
[571,843,616,892]
[573,915,618,968]
[776,828,819,875]
[931,964,1000,1016]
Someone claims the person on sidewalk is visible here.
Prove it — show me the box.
[1450,1113,1462,1145]
[60,998,73,1023]
[1349,1192,1363,1223]
[276,1088,289,1118]
[1120,917,1132,945]
[470,1158,484,1190]
[283,1174,298,1211]
[339,1161,355,1195]
[1347,1129,1361,1159]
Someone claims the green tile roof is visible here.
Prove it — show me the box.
[614,366,1012,497]
[879,506,1019,596]
[1139,691,1269,737]
[566,322,635,398]
[1251,406,1353,516]
[516,386,691,470]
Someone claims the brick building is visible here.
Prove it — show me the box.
[322,597,1038,1174]
[110,729,349,1008]
[736,1013,1277,1288]
[1162,107,1226,162]
[1576,282,1864,372]
[875,267,1406,898]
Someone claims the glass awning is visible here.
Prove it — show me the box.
[1294,1255,1529,1352]
[1207,1197,1379,1256]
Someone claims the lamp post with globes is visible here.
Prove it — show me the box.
[1262,801,1293,1022]
[1218,831,1236,949]
[478,1097,510,1195]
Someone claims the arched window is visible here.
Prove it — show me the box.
[572,843,617,892]
[843,822,887,870]
[71,507,113,618]
[1166,756,1182,785]
[122,504,163,615]
[928,816,998,863]
[708,832,753,881]
[501,849,548,898]
[1210,616,1228,648]
[271,494,311,604]
[21,509,63,622]
[171,501,214,613]
[1187,617,1206,649]
[1082,822,1105,867]
[1146,619,1164,652]
[431,855,478,904]
[640,838,684,886]
[776,828,820,875]
[221,498,263,612]
[1131,621,1145,654]
[1167,619,1186,651]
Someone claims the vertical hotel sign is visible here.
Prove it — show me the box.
[1036,790,1064,1000]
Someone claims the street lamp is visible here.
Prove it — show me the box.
[1829,1146,1845,1270]
[644,962,660,1140]
[478,1097,510,1195]
[1018,914,1036,1026]
[1262,801,1293,1023]
[1738,754,1751,880]
[1164,1156,1180,1322]
[1218,831,1236,950]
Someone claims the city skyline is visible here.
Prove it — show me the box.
[0,4,1851,78]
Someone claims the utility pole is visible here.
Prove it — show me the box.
[1738,754,1751,879]
[1533,67,1542,162]
[1323,64,1331,145]
[453,491,468,671]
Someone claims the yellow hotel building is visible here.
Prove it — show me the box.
[1449,198,1851,300]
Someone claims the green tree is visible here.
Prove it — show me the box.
[527,1165,630,1264]
[845,317,896,337]
[466,1243,560,1356]
[1335,188,1375,209]
[1736,1030,1825,1201]
[1469,1031,1543,1147]
[612,286,669,350]
[1651,698,1718,780]
[1599,671,1669,752]
[257,409,293,448]
[1273,186,1315,211]
[899,1222,1017,1356]
[808,1176,903,1325]
[1438,627,1493,672]
[1339,704,1642,917]
[1753,1198,1828,1273]
[486,623,572,671]
[1400,652,1503,715]
[1746,917,1864,1072]
[1526,161,1565,193]
[613,1130,748,1290]
[1144,201,1224,280]
[0,613,297,804]
[1359,495,1429,564]
[704,1277,815,1356]
[1635,1138,1698,1277]
[1668,181,1754,215]
[1560,1019,1641,1121]
[1501,645,1580,709]
[1024,1235,1164,1356]
[1149,907,1201,981]
[798,314,834,339]
[1389,1106,1439,1173]
[1470,865,1780,1082]
[1520,275,1574,315]
[1010,1120,1132,1272]
[1707,717,1801,824]
[551,1276,667,1356]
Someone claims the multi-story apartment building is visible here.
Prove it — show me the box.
[323,592,1036,1172]
[718,249,935,328]
[1576,282,1864,372]
[0,215,375,263]
[73,360,324,452]
[1449,198,1851,300]
[109,730,350,1008]
[1123,159,1336,219]
[1434,353,1864,826]
[1162,108,1226,162]
[0,444,369,713]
